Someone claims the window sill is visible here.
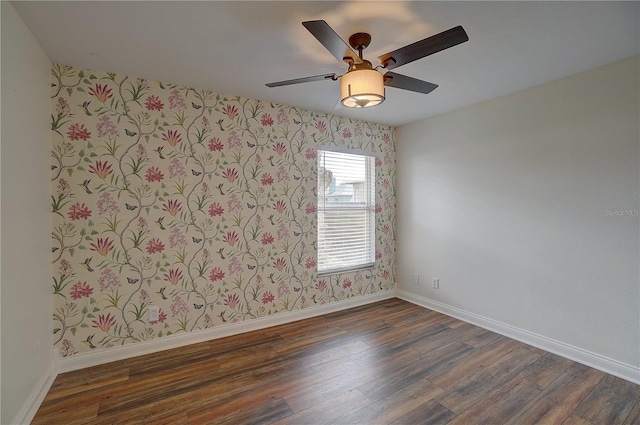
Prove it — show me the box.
[317,263,375,277]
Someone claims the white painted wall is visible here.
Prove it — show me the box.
[397,56,639,370]
[1,2,54,423]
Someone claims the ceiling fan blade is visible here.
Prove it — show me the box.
[378,26,469,70]
[302,20,361,64]
[266,73,337,88]
[383,72,438,95]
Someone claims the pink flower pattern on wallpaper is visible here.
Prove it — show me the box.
[145,95,164,111]
[67,202,91,220]
[69,281,93,300]
[67,123,91,141]
[88,83,113,103]
[50,64,397,357]
[88,160,113,180]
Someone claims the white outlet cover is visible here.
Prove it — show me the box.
[149,306,159,321]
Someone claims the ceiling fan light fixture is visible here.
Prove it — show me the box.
[340,68,385,108]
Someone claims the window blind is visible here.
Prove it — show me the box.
[317,149,375,275]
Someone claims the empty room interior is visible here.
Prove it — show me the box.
[1,1,639,424]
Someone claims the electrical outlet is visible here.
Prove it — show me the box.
[413,274,420,285]
[432,278,439,289]
[149,306,159,322]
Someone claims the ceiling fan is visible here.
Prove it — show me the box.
[266,20,469,108]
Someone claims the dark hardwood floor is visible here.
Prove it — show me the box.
[33,299,640,424]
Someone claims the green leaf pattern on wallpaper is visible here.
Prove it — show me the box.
[51,64,396,357]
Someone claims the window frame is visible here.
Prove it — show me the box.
[317,147,376,276]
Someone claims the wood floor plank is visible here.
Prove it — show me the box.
[283,370,366,414]
[437,346,542,414]
[517,352,574,388]
[92,383,230,425]
[464,327,508,348]
[227,355,365,400]
[565,362,606,384]
[272,388,371,425]
[357,341,475,402]
[187,393,293,425]
[412,322,486,357]
[623,397,640,425]
[503,372,598,425]
[30,299,640,425]
[389,399,457,425]
[31,401,100,425]
[446,377,542,425]
[97,358,224,415]
[350,322,451,366]
[573,374,640,424]
[335,378,444,425]
[429,337,522,390]
[562,414,594,425]
[40,366,130,401]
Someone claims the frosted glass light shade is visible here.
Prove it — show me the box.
[340,69,385,108]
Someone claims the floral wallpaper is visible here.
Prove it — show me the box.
[51,64,396,357]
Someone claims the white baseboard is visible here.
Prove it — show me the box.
[396,290,640,385]
[11,348,58,425]
[58,290,394,373]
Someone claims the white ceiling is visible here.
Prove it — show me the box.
[12,1,640,127]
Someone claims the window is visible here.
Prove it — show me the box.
[317,149,375,275]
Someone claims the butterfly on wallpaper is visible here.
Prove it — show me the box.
[216,248,226,260]
[293,119,301,125]
[83,334,96,349]
[191,102,202,109]
[365,275,371,279]
[247,142,255,148]
[155,217,166,230]
[191,169,202,176]
[293,231,300,236]
[156,286,168,300]
[293,287,301,292]
[216,119,225,131]
[125,203,137,211]
[293,175,301,180]
[192,237,203,243]
[81,257,94,272]
[125,129,137,137]
[219,311,227,323]
[215,183,225,195]
[247,203,255,209]
[79,101,92,116]
[193,303,204,309]
[79,179,92,194]
[155,146,165,159]
[247,264,256,270]
[127,277,139,284]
